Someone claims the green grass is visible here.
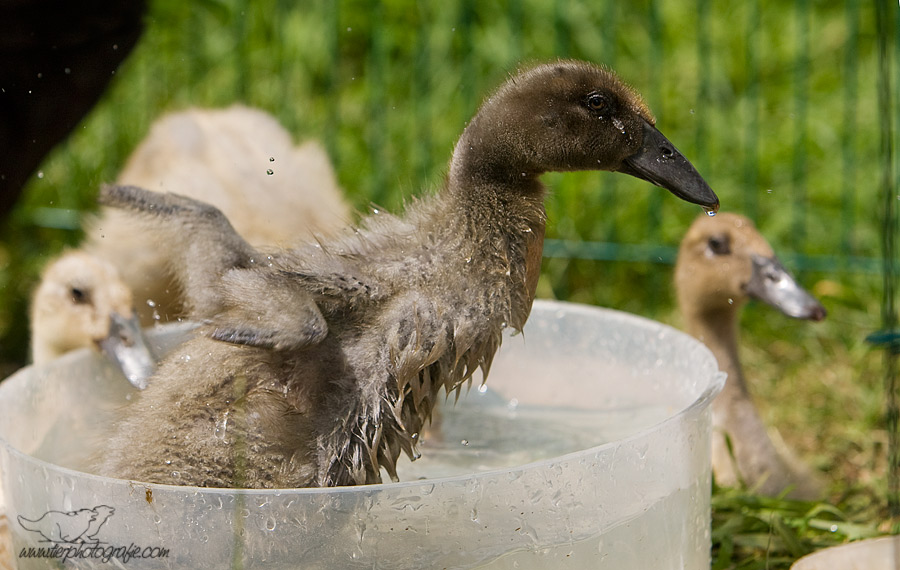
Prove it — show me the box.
[0,0,894,566]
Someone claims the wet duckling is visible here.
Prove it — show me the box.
[84,104,351,325]
[30,251,155,388]
[98,60,719,488]
[675,212,826,498]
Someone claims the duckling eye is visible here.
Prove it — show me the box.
[585,92,610,114]
[70,287,91,305]
[707,235,731,256]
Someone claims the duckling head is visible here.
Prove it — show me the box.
[31,251,155,388]
[675,212,826,320]
[450,60,718,211]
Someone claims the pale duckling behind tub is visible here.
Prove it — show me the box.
[30,251,154,388]
[30,106,352,389]
[85,104,352,326]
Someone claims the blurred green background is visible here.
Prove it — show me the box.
[0,0,887,370]
[0,1,896,565]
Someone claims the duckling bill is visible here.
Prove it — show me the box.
[97,60,718,489]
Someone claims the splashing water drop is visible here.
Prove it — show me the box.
[269,156,275,162]
[266,169,274,176]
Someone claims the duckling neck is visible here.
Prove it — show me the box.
[446,131,548,330]
[448,118,546,197]
[683,306,750,404]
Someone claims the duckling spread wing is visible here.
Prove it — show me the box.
[100,185,258,318]
[208,267,327,351]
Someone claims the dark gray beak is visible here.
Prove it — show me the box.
[98,313,156,390]
[618,119,720,213]
[744,255,827,321]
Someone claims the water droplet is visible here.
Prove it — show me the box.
[36,171,44,179]
[266,169,274,175]
[460,439,469,446]
[269,156,275,162]
[766,188,773,194]
[612,117,626,134]
[146,299,157,308]
[64,67,71,74]
[727,298,734,305]
[829,524,838,532]
[704,207,717,217]
[215,411,230,441]
[346,27,352,32]
[477,383,488,393]
[265,517,277,531]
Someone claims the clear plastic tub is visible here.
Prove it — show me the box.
[0,300,724,569]
[790,536,900,570]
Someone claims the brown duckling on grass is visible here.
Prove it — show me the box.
[675,212,826,498]
[96,60,719,489]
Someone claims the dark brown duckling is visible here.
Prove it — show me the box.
[675,212,826,498]
[97,60,719,489]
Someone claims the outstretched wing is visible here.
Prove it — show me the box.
[100,185,258,319]
[209,268,328,351]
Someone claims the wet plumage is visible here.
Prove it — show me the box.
[97,61,718,488]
